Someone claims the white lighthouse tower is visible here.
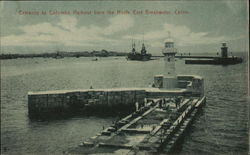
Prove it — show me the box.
[162,32,178,88]
[153,32,178,89]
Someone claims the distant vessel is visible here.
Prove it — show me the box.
[185,43,243,65]
[127,41,152,61]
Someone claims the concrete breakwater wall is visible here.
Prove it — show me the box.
[28,75,204,118]
[28,88,147,118]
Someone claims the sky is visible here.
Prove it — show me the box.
[0,0,249,55]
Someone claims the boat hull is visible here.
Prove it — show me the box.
[127,53,152,61]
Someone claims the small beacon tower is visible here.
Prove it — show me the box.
[221,43,228,58]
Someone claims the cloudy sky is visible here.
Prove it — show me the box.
[0,1,248,54]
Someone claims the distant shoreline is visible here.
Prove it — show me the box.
[0,50,128,60]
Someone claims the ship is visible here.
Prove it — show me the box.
[127,42,152,61]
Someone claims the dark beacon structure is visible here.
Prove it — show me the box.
[127,41,152,61]
[185,43,243,65]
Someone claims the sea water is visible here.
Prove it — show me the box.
[1,54,248,154]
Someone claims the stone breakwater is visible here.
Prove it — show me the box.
[28,75,204,119]
[28,88,147,118]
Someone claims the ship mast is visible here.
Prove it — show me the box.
[141,33,147,55]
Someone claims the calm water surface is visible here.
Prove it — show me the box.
[1,55,248,154]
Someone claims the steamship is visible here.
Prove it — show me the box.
[127,42,152,61]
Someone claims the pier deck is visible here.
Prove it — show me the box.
[67,96,206,154]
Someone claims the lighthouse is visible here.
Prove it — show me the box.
[162,33,178,88]
[221,43,228,58]
[153,32,178,89]
[163,36,177,77]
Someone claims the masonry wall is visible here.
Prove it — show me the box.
[28,89,146,118]
[28,75,204,119]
